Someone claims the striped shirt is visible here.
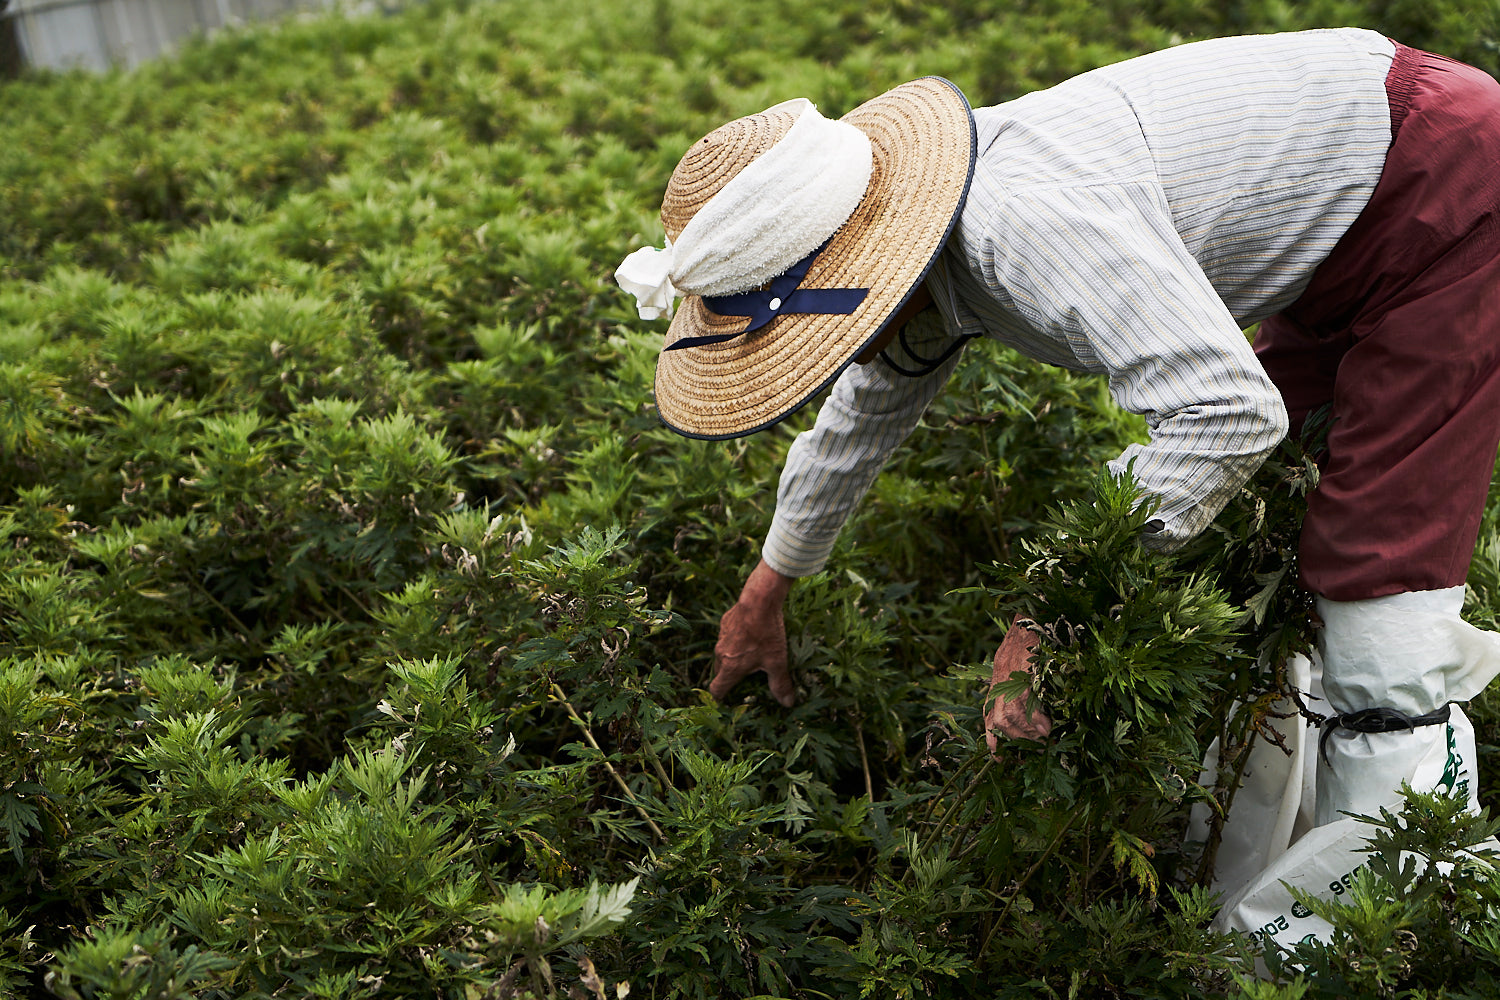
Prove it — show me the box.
[762,28,1397,577]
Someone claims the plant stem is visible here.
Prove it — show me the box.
[189,574,255,638]
[854,719,874,801]
[550,682,665,842]
[1196,705,1261,886]
[918,758,992,860]
[640,733,675,793]
[981,801,1085,954]
[918,750,980,830]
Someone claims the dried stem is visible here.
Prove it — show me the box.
[854,719,874,801]
[550,683,665,843]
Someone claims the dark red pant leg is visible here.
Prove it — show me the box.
[1254,45,1500,601]
[1298,257,1500,599]
[1254,313,1344,444]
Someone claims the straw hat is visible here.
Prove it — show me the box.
[617,77,976,439]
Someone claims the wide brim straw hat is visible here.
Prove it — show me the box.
[630,77,976,440]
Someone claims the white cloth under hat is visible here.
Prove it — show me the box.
[615,99,874,319]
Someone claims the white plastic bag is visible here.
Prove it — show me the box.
[1185,653,1318,901]
[1312,585,1500,826]
[1213,704,1480,954]
[1210,585,1500,956]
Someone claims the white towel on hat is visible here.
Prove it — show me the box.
[615,99,874,319]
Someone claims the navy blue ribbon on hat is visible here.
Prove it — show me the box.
[664,239,869,351]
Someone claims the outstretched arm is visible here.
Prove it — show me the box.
[711,309,969,704]
[762,309,967,576]
[996,182,1289,551]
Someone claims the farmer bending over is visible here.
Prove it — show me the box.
[616,29,1500,936]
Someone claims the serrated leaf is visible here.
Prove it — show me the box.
[0,794,42,862]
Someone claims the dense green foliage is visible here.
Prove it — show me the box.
[3,0,1500,996]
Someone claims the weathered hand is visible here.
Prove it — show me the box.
[709,560,796,707]
[984,618,1052,750]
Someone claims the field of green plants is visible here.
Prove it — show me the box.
[4,0,1500,997]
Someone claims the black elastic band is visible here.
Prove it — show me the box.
[879,326,978,378]
[1318,703,1453,764]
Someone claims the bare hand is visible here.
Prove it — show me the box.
[709,560,796,707]
[984,617,1052,750]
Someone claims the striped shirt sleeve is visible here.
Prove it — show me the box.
[992,180,1289,548]
[762,309,966,576]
